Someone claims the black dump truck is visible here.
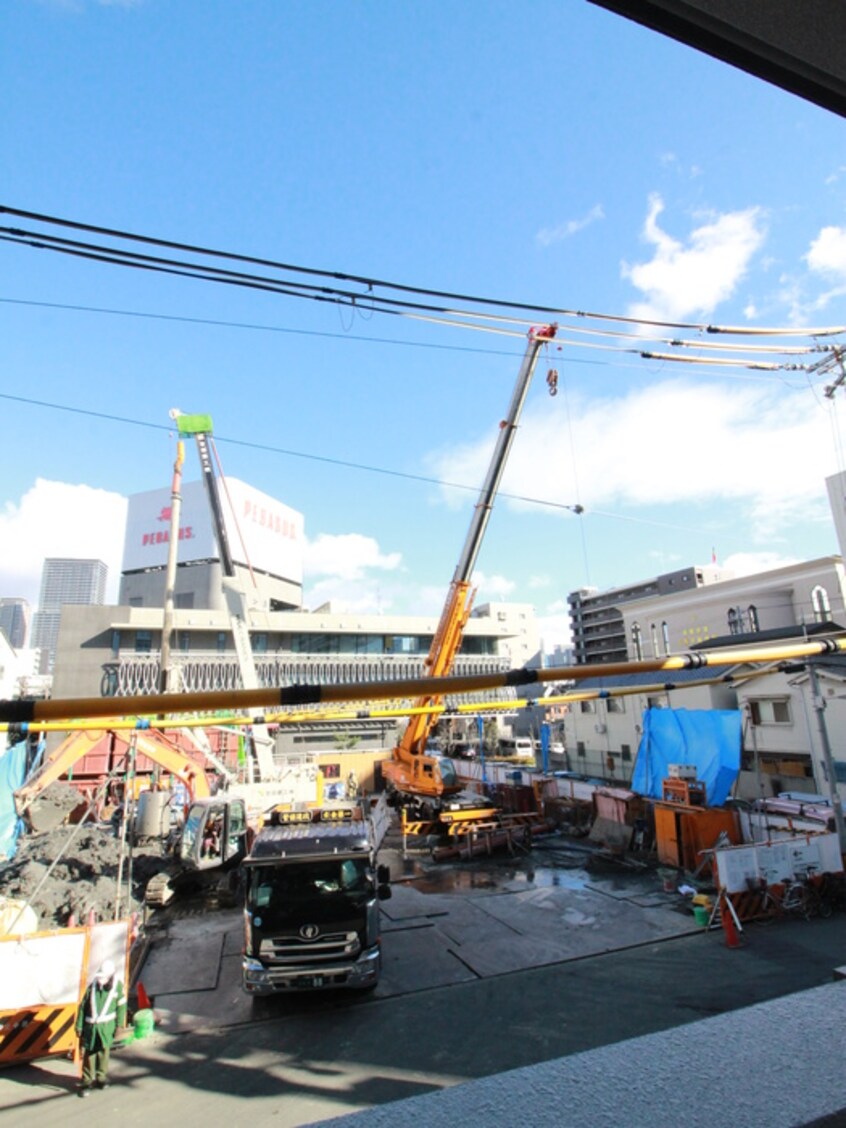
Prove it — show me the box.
[242,795,392,994]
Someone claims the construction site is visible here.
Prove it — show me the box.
[3,384,846,1125]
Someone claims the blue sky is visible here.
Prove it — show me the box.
[3,0,846,650]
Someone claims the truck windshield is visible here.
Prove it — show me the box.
[248,858,372,923]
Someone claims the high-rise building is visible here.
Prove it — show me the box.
[0,597,30,649]
[32,558,107,674]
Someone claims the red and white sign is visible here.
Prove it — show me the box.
[122,478,304,583]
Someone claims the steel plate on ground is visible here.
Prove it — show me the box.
[141,932,225,995]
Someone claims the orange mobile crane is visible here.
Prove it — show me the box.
[382,325,558,816]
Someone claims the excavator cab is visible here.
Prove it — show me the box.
[179,797,249,871]
[436,758,458,788]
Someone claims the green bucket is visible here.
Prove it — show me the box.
[693,905,710,927]
[133,1008,155,1039]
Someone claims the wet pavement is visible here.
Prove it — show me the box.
[134,833,702,1028]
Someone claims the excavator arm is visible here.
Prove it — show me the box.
[14,726,211,816]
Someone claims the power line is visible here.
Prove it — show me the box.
[1,296,820,387]
[0,389,587,514]
[3,203,844,341]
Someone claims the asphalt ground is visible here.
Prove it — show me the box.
[2,839,846,1126]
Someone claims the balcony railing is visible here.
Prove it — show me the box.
[101,650,512,704]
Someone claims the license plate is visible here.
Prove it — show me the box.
[299,975,323,988]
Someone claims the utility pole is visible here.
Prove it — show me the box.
[807,662,846,850]
[159,425,186,694]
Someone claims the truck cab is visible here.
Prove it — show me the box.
[242,801,391,994]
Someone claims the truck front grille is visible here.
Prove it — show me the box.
[259,930,360,964]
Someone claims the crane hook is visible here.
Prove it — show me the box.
[546,368,558,396]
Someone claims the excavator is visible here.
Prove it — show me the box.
[13,723,251,906]
[382,324,558,816]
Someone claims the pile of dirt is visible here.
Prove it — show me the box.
[0,821,169,929]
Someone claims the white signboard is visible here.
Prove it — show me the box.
[0,920,131,1009]
[122,478,303,583]
[715,833,844,894]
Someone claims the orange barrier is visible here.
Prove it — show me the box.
[0,1004,80,1067]
[0,917,131,1069]
[727,887,771,922]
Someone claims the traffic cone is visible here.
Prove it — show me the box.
[136,981,153,1010]
[721,893,743,949]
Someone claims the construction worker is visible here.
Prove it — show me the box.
[75,959,127,1097]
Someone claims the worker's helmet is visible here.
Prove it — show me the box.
[96,959,116,983]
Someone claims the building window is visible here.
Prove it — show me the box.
[178,631,190,652]
[579,700,595,714]
[111,630,121,655]
[647,695,668,710]
[749,698,791,725]
[217,631,227,653]
[650,623,659,657]
[135,629,152,654]
[129,597,143,608]
[631,622,643,661]
[607,697,625,714]
[175,592,194,609]
[727,607,739,635]
[576,741,586,757]
[389,635,421,654]
[812,585,831,622]
[662,621,670,655]
[253,633,268,654]
[621,744,632,762]
[748,604,760,633]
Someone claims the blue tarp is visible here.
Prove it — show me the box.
[631,708,741,807]
[0,740,28,860]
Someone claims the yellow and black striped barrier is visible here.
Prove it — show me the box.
[0,1003,79,1067]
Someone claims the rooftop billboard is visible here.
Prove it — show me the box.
[122,478,304,584]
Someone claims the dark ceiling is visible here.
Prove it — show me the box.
[589,1,846,118]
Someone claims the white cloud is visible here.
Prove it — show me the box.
[622,195,766,323]
[304,533,401,582]
[719,551,800,577]
[428,377,833,542]
[472,571,516,600]
[0,480,127,606]
[302,532,403,613]
[806,226,846,278]
[537,605,573,651]
[536,205,604,248]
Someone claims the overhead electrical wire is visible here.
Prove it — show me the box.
[2,204,844,376]
[0,296,823,391]
[3,203,844,337]
[0,387,713,534]
[6,207,825,543]
[0,226,829,373]
[0,388,587,515]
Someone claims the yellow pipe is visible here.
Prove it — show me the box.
[3,640,833,728]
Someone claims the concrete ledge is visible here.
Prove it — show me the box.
[325,981,846,1128]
